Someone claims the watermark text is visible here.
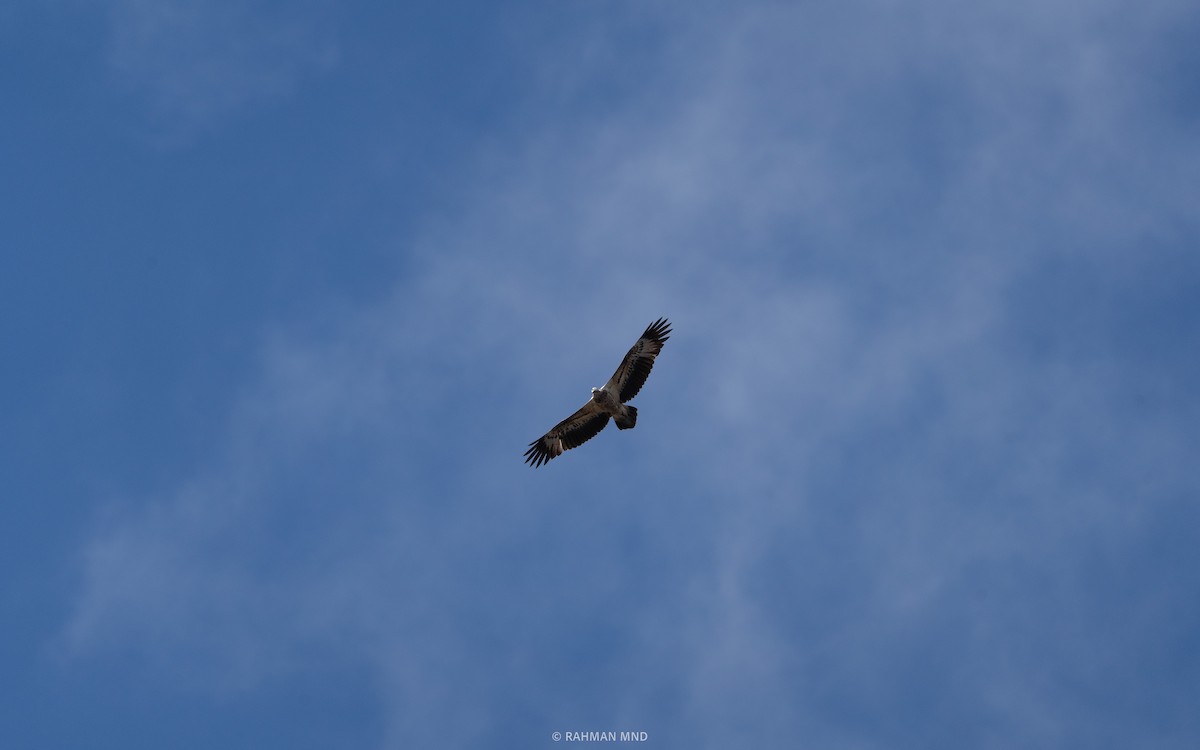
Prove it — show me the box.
[551,730,648,742]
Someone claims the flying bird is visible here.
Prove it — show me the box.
[524,318,672,468]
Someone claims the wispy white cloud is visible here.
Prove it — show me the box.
[61,0,1200,746]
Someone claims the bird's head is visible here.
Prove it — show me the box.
[591,387,601,400]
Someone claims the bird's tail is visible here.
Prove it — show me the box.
[614,404,637,430]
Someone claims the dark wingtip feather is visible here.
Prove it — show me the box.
[643,317,671,343]
[524,441,545,467]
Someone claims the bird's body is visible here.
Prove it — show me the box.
[524,318,671,468]
[590,386,618,410]
[590,385,636,430]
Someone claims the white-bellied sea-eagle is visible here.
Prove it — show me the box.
[524,318,672,468]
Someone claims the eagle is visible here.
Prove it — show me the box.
[524,318,672,468]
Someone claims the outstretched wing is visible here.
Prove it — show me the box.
[604,317,672,403]
[524,400,611,468]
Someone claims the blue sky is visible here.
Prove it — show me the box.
[4,0,1200,747]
